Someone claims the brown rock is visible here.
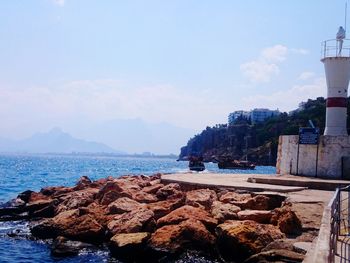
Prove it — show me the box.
[55,188,98,214]
[96,180,139,205]
[73,176,92,191]
[216,220,285,261]
[31,209,104,242]
[271,205,302,235]
[156,183,182,200]
[109,232,150,261]
[40,186,73,197]
[107,208,155,235]
[185,189,217,210]
[219,192,270,210]
[142,184,164,194]
[146,198,184,219]
[157,205,217,230]
[211,201,240,223]
[108,197,144,214]
[51,236,95,257]
[237,210,273,224]
[132,191,158,203]
[244,249,304,263]
[219,192,252,204]
[148,219,215,255]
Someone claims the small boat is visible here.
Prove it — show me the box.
[189,156,205,172]
[217,159,255,170]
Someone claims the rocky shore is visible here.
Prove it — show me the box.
[0,174,315,262]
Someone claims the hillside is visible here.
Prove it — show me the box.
[179,97,350,165]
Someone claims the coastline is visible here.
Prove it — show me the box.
[0,172,331,262]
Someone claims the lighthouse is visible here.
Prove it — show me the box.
[321,27,350,136]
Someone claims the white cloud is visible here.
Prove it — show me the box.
[241,77,326,112]
[261,45,288,62]
[298,71,315,80]
[53,0,65,6]
[240,45,309,83]
[240,61,279,83]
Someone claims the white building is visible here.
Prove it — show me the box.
[250,108,280,124]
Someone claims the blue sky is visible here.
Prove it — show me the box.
[0,0,347,153]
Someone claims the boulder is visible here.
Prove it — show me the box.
[96,180,140,205]
[211,201,240,223]
[132,191,158,203]
[243,249,304,263]
[157,205,217,230]
[142,184,164,194]
[219,192,252,204]
[185,189,217,210]
[148,219,215,255]
[146,198,184,219]
[73,176,92,191]
[237,210,273,224]
[108,197,144,214]
[109,232,150,261]
[219,192,270,210]
[51,236,95,257]
[40,186,73,197]
[216,220,285,262]
[31,209,104,242]
[54,188,98,214]
[271,205,302,235]
[107,208,155,235]
[156,183,182,200]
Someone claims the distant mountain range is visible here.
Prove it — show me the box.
[0,127,123,154]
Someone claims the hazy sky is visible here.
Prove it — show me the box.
[0,1,347,150]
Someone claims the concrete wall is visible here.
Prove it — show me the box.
[276,135,350,179]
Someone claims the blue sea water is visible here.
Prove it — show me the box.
[0,154,275,263]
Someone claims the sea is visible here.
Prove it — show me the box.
[0,154,275,263]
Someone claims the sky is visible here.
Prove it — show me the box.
[0,0,348,153]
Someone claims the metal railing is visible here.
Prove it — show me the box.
[321,39,350,59]
[330,185,350,262]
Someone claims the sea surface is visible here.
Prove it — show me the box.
[0,154,275,263]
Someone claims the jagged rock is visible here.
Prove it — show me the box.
[142,184,164,194]
[243,249,304,263]
[79,202,112,227]
[148,219,215,256]
[157,205,217,230]
[219,192,252,203]
[107,208,155,235]
[96,180,139,205]
[185,189,217,210]
[51,236,95,257]
[31,209,104,242]
[156,183,182,200]
[219,192,270,210]
[17,190,35,203]
[40,186,73,197]
[216,220,285,262]
[109,232,150,261]
[108,197,144,214]
[210,201,240,223]
[132,191,158,203]
[237,210,273,224]
[54,188,98,214]
[146,198,184,219]
[271,205,302,235]
[73,176,92,191]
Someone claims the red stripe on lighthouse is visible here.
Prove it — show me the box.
[326,97,347,107]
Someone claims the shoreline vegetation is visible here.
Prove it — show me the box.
[179,97,350,166]
[0,174,313,262]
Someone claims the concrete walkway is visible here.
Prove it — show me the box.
[161,173,307,193]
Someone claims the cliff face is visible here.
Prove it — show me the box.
[179,97,350,166]
[179,124,276,165]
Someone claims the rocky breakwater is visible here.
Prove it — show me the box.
[0,174,310,262]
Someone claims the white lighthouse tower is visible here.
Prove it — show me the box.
[321,27,350,135]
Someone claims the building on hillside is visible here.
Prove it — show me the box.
[250,108,280,124]
[228,111,250,125]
